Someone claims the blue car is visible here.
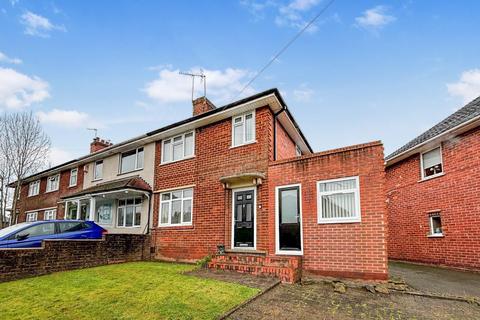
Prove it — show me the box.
[0,220,107,248]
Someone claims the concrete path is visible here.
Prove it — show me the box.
[389,261,480,298]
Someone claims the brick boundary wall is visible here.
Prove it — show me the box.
[0,234,151,283]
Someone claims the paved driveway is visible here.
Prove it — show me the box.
[389,261,480,298]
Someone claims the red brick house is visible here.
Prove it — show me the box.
[13,89,388,282]
[386,96,480,271]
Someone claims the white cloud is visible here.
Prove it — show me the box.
[37,109,90,127]
[240,0,277,20]
[355,6,396,30]
[0,67,49,109]
[143,67,255,104]
[48,147,74,166]
[275,0,322,32]
[20,11,66,37]
[0,51,22,64]
[447,69,480,104]
[293,83,314,102]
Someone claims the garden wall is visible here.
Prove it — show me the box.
[0,234,151,283]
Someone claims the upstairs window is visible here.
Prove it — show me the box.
[317,176,361,224]
[46,174,60,192]
[161,132,194,164]
[120,147,144,173]
[421,146,443,179]
[159,188,193,226]
[232,112,255,147]
[28,180,40,197]
[69,168,78,187]
[93,160,103,181]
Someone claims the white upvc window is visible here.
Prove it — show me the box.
[317,176,361,224]
[46,174,60,192]
[159,188,193,226]
[295,144,302,156]
[161,131,194,164]
[232,112,255,147]
[28,180,40,197]
[421,146,443,180]
[44,209,57,220]
[117,197,142,227]
[429,213,443,237]
[120,147,144,173]
[69,168,78,187]
[93,160,103,181]
[26,211,38,222]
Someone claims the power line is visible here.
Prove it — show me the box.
[236,0,337,98]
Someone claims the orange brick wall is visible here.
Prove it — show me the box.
[268,142,388,280]
[386,126,480,271]
[276,121,297,160]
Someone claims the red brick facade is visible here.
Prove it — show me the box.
[386,126,480,271]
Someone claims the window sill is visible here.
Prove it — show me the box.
[159,156,195,166]
[68,184,77,188]
[117,168,143,176]
[116,226,141,229]
[45,189,59,194]
[230,140,257,149]
[318,218,361,224]
[418,172,445,183]
[157,224,193,229]
[92,178,103,182]
[428,234,444,238]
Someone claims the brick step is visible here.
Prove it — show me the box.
[211,254,298,268]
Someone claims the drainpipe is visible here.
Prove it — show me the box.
[273,105,287,161]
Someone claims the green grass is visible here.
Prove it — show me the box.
[0,262,259,320]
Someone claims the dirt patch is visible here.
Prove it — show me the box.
[389,261,480,298]
[228,282,480,320]
[186,268,279,290]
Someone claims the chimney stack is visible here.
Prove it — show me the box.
[192,97,216,116]
[90,137,113,153]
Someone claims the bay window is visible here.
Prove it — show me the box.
[159,188,193,226]
[161,132,194,164]
[117,198,142,227]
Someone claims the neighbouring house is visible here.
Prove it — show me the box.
[12,89,388,282]
[386,96,480,271]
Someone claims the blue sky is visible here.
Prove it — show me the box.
[1,0,479,165]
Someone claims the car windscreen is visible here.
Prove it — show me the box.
[0,222,33,238]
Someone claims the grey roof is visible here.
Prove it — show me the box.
[386,96,480,160]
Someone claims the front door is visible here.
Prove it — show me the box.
[278,186,302,252]
[233,190,254,248]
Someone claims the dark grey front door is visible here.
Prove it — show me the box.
[278,186,301,251]
[234,190,254,248]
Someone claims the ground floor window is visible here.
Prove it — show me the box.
[429,213,443,236]
[117,197,142,227]
[317,176,361,223]
[96,199,113,225]
[65,201,78,219]
[26,212,38,222]
[44,209,56,220]
[159,188,193,226]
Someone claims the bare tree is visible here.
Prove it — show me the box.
[0,112,51,226]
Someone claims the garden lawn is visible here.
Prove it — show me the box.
[0,262,259,320]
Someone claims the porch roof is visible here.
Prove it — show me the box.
[61,176,152,200]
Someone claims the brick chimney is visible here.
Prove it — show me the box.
[192,97,216,116]
[90,137,113,153]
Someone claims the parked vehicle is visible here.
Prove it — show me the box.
[0,220,107,248]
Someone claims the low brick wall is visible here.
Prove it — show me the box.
[0,234,151,283]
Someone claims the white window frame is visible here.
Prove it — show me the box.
[161,131,195,164]
[231,111,256,147]
[26,211,38,222]
[117,197,143,228]
[158,188,193,227]
[119,147,144,174]
[46,174,60,193]
[429,213,443,237]
[275,184,303,256]
[93,160,103,181]
[69,168,78,187]
[295,144,302,156]
[28,180,40,197]
[317,176,361,224]
[44,209,57,220]
[420,145,444,180]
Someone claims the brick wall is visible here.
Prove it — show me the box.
[386,126,480,271]
[268,142,388,280]
[16,165,85,222]
[0,234,150,283]
[276,121,297,160]
[151,107,274,262]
